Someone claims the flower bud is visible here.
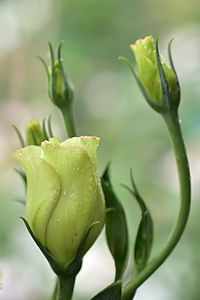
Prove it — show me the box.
[26,120,45,146]
[13,136,105,269]
[130,35,179,108]
[48,60,74,108]
[38,42,76,137]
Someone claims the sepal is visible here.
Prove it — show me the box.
[118,56,162,113]
[21,217,100,277]
[12,125,26,148]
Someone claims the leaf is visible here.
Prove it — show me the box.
[134,211,153,272]
[123,170,153,273]
[48,115,53,138]
[118,56,161,113]
[102,164,128,281]
[42,118,49,140]
[12,125,25,148]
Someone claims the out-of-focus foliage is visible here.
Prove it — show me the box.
[1,0,200,299]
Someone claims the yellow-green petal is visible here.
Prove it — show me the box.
[41,141,98,268]
[61,137,105,253]
[130,35,178,106]
[13,146,61,246]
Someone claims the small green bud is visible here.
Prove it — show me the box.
[26,120,45,146]
[43,42,74,110]
[38,42,76,137]
[13,136,105,269]
[48,60,74,108]
[130,35,179,108]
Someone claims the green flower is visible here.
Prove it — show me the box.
[26,120,45,146]
[130,35,178,107]
[13,136,105,269]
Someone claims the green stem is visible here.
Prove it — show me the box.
[122,110,191,299]
[61,104,76,138]
[56,276,75,300]
[51,279,58,300]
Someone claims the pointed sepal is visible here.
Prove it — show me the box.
[21,217,100,278]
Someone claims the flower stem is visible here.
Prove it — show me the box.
[61,104,76,138]
[122,110,191,299]
[50,279,59,300]
[56,276,75,300]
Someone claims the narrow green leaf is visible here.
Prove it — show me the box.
[57,41,71,102]
[134,211,153,272]
[102,165,128,281]
[168,39,180,106]
[48,116,53,137]
[42,118,49,140]
[91,280,122,300]
[12,125,25,148]
[124,170,153,273]
[155,39,173,110]
[118,56,161,112]
[36,55,50,80]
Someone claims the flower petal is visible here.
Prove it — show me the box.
[41,142,97,267]
[13,147,61,246]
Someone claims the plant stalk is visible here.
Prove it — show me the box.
[61,104,76,138]
[56,275,75,300]
[122,109,191,299]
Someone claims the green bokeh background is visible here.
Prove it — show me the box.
[1,0,200,299]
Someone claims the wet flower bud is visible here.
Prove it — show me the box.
[26,120,45,146]
[130,35,178,107]
[13,136,105,269]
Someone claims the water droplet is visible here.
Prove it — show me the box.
[179,119,182,124]
[63,190,67,195]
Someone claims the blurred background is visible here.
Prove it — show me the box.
[0,0,200,299]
